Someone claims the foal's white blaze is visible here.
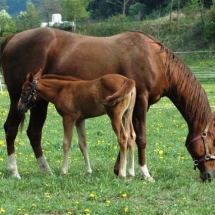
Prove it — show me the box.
[37,155,53,175]
[139,165,155,182]
[8,153,21,179]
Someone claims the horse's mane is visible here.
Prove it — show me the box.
[128,30,212,124]
[42,74,82,81]
[164,47,212,124]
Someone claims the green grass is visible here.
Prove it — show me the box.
[0,79,215,214]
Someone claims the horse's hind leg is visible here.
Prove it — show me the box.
[76,120,92,175]
[27,101,52,175]
[4,102,23,179]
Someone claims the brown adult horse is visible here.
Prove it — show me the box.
[1,28,215,181]
[17,69,136,178]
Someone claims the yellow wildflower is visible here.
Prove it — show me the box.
[121,193,127,198]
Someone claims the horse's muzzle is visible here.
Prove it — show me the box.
[17,102,28,114]
[200,169,215,182]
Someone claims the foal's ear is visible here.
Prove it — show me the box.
[35,68,43,79]
[26,73,34,82]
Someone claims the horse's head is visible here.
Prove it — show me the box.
[17,69,43,114]
[186,112,215,182]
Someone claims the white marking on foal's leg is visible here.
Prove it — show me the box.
[8,153,21,179]
[37,155,53,176]
[61,150,69,175]
[139,165,155,182]
[83,151,92,175]
[119,151,127,178]
[128,150,135,178]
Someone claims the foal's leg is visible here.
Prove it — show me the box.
[61,116,75,175]
[76,120,92,175]
[122,114,136,178]
[123,94,136,178]
[4,101,23,179]
[110,113,128,178]
[27,101,52,175]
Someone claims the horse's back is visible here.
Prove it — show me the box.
[1,27,166,101]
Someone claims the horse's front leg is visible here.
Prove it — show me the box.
[27,101,53,175]
[75,120,92,175]
[61,115,75,175]
[4,101,23,179]
[133,95,154,182]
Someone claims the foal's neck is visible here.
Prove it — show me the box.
[36,79,67,103]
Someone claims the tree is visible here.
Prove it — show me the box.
[62,0,91,22]
[35,0,62,24]
[107,0,134,16]
[0,9,16,37]
[16,0,41,31]
[128,2,146,21]
[183,0,202,18]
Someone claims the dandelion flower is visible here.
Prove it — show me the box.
[84,208,90,213]
[124,207,129,213]
[121,193,127,198]
[89,193,95,198]
[0,207,6,213]
[158,150,163,155]
[105,200,111,204]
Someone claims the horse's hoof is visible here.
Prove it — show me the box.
[8,170,21,179]
[11,174,21,179]
[141,175,155,182]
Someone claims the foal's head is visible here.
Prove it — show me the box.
[17,70,42,114]
[186,112,215,182]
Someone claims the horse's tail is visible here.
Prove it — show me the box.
[103,78,136,106]
[0,34,16,68]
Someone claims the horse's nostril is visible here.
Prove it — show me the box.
[206,173,212,182]
[201,172,212,182]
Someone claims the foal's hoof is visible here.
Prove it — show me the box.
[85,172,92,177]
[61,170,68,175]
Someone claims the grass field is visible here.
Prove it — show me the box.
[0,80,215,215]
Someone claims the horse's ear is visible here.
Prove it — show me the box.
[26,73,34,82]
[35,68,43,79]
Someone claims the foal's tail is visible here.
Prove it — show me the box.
[103,78,136,106]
